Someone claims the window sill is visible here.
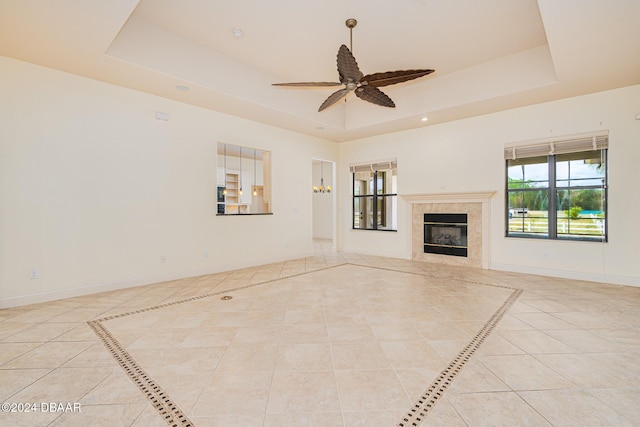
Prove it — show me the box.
[217,213,273,216]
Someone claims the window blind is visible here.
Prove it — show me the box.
[349,160,397,173]
[504,131,608,160]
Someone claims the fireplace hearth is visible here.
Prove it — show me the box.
[424,213,468,257]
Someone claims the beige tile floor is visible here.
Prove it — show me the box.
[1,239,639,426]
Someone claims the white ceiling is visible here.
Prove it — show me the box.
[1,0,639,142]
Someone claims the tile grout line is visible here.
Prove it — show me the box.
[323,296,347,427]
[396,288,523,427]
[261,275,294,424]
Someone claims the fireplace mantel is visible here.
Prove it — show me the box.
[403,191,495,269]
[401,191,496,203]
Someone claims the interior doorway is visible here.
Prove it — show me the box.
[311,159,336,247]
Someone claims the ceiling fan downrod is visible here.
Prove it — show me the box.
[345,18,357,53]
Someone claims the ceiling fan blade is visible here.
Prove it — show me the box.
[318,87,350,111]
[355,86,395,108]
[337,45,363,83]
[272,82,343,87]
[362,69,435,87]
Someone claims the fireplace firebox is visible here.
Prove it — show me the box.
[424,213,468,257]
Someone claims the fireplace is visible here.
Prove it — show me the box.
[404,191,495,269]
[424,213,468,257]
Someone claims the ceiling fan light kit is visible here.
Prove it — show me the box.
[273,19,435,112]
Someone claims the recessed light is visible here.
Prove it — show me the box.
[232,29,244,39]
[421,117,428,122]
[176,85,190,91]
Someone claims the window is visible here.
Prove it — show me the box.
[351,160,397,231]
[505,132,608,241]
[217,143,272,215]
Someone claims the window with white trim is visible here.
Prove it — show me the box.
[505,131,608,241]
[351,160,397,231]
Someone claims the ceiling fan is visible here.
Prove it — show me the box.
[272,19,435,112]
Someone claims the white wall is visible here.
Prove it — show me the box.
[0,56,337,307]
[2,55,638,309]
[339,85,640,286]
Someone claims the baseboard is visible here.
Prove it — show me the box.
[490,262,640,288]
[0,269,203,309]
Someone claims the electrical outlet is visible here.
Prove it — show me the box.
[160,256,166,264]
[29,268,39,280]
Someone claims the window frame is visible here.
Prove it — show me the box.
[505,147,608,242]
[351,163,398,232]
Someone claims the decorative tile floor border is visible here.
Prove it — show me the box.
[87,265,344,427]
[88,320,193,427]
[348,262,519,291]
[397,288,523,427]
[86,262,521,427]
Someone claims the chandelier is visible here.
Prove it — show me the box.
[313,160,332,193]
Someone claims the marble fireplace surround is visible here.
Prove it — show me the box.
[402,192,496,269]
